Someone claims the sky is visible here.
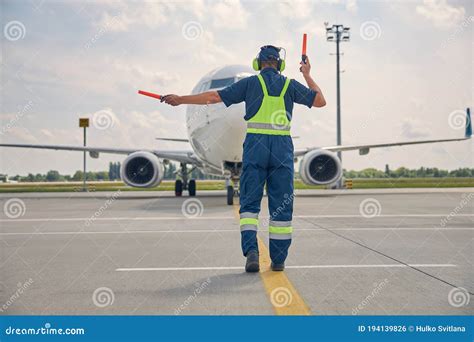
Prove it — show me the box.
[0,0,472,176]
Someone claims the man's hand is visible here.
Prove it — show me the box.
[161,94,182,106]
[299,57,311,77]
[299,57,326,108]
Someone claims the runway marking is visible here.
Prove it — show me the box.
[232,205,311,315]
[295,214,474,218]
[2,213,472,222]
[1,227,472,236]
[115,264,457,272]
[0,216,235,222]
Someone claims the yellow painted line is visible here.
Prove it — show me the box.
[233,204,311,315]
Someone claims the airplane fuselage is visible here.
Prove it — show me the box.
[186,65,255,176]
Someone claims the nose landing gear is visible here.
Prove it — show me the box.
[174,162,196,197]
[223,161,242,206]
[225,177,239,205]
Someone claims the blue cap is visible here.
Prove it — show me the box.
[259,45,280,61]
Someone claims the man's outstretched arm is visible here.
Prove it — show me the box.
[300,57,326,108]
[162,91,222,106]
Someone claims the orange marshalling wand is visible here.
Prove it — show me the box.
[138,90,162,100]
[302,33,307,63]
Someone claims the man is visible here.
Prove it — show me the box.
[162,45,326,272]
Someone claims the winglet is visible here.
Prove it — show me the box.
[466,107,472,138]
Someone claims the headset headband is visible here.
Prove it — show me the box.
[253,45,286,72]
[259,45,282,60]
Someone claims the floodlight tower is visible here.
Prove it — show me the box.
[326,23,350,189]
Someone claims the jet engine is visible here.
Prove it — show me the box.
[299,149,342,186]
[121,151,164,188]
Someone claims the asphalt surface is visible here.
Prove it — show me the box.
[0,188,472,315]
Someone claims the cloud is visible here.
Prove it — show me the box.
[212,0,249,28]
[112,62,180,87]
[416,0,466,28]
[300,21,327,40]
[98,12,133,32]
[40,129,54,139]
[399,118,431,139]
[96,0,249,32]
[96,1,170,32]
[346,0,358,12]
[277,1,313,19]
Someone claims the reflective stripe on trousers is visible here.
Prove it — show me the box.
[269,220,292,240]
[240,212,258,232]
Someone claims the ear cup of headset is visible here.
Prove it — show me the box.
[252,58,260,71]
[279,59,285,72]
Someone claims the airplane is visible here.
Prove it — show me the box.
[1,65,472,205]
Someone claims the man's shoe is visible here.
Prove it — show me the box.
[271,262,285,271]
[245,251,260,273]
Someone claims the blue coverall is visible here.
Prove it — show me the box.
[218,67,316,264]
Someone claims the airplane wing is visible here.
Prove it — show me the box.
[0,143,199,165]
[155,137,190,142]
[295,108,472,157]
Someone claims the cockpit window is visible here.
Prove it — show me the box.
[210,77,235,89]
[236,73,253,81]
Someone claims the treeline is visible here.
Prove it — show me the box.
[4,164,473,183]
[343,165,474,179]
[5,162,221,182]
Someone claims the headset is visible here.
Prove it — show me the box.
[252,45,286,72]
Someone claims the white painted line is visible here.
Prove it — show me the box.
[116,264,457,272]
[286,264,457,269]
[0,229,237,236]
[1,227,472,236]
[295,214,474,218]
[311,227,474,231]
[0,216,234,222]
[1,214,473,223]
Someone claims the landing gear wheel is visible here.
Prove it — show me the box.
[175,180,183,196]
[227,185,234,205]
[188,179,196,197]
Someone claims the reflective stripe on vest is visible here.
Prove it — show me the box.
[246,74,291,136]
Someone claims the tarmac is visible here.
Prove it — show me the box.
[0,188,472,315]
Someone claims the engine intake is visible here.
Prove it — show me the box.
[299,150,342,186]
[121,151,164,188]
